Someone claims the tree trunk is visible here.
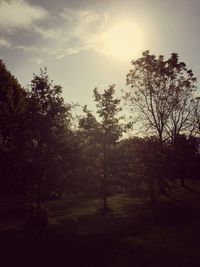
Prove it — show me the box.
[102,141,108,211]
[36,140,44,211]
[158,131,163,150]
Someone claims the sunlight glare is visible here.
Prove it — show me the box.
[100,20,143,61]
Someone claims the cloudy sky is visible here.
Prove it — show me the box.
[1,0,200,108]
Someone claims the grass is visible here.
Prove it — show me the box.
[1,180,200,266]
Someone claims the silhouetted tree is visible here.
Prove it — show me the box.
[94,85,122,211]
[125,51,198,144]
[170,135,200,186]
[27,68,71,211]
[0,59,27,194]
[77,105,101,195]
[116,137,171,202]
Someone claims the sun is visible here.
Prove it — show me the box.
[99,20,143,61]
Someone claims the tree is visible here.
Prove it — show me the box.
[170,135,200,187]
[93,85,122,211]
[0,59,27,194]
[77,105,102,195]
[125,51,198,144]
[27,68,72,211]
[125,51,200,194]
[116,136,171,202]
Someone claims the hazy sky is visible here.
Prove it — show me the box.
[1,0,200,108]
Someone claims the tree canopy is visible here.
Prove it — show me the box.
[125,51,198,143]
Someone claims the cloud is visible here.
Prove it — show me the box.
[59,9,114,58]
[15,8,107,60]
[34,8,108,58]
[30,57,43,65]
[0,0,48,31]
[34,26,70,42]
[0,5,111,61]
[60,8,101,26]
[0,38,11,48]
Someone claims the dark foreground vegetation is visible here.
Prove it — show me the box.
[1,51,200,266]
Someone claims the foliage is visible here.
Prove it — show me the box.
[115,136,172,201]
[125,51,198,143]
[1,50,200,210]
[0,59,27,194]
[26,68,73,208]
[169,135,200,186]
[76,105,101,195]
[93,85,123,210]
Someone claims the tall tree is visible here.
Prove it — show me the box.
[27,68,71,210]
[0,59,27,194]
[94,85,122,211]
[125,51,198,144]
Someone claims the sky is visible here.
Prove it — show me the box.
[1,0,200,109]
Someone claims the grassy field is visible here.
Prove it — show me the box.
[1,181,200,266]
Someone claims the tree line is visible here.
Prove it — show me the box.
[0,51,200,215]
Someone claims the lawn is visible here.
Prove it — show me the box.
[1,181,200,266]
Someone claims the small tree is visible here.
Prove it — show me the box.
[94,85,122,212]
[116,137,170,202]
[77,105,102,195]
[170,135,200,187]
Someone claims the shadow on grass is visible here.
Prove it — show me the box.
[2,193,200,266]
